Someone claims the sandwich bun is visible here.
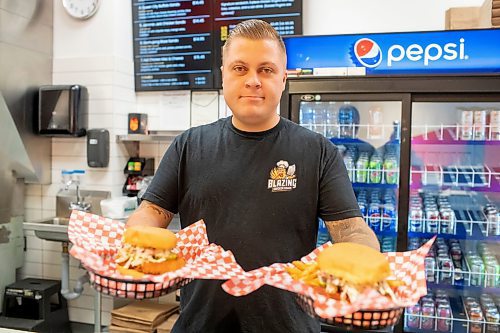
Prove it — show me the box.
[123,225,177,250]
[317,242,390,286]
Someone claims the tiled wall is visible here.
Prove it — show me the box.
[21,54,135,325]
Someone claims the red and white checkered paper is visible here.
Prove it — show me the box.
[222,237,435,319]
[68,211,245,289]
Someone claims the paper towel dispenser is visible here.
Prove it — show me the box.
[36,85,88,137]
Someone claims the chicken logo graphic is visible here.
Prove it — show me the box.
[268,160,297,192]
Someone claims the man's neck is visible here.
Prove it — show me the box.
[231,114,280,132]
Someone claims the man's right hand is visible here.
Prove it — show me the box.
[126,200,174,228]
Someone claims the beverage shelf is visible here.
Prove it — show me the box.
[301,122,400,141]
[330,137,400,145]
[352,182,399,189]
[411,165,500,191]
[411,124,500,144]
[427,283,500,295]
[408,219,500,240]
[404,294,499,333]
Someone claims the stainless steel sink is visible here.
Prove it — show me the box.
[23,217,70,242]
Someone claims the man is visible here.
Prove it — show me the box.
[127,19,379,333]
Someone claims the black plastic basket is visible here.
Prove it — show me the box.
[296,294,403,330]
[88,271,192,299]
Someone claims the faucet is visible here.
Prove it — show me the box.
[63,170,91,212]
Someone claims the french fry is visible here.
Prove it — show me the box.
[387,279,405,288]
[292,260,307,270]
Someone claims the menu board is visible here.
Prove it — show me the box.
[132,0,302,91]
[213,0,302,88]
[132,0,214,91]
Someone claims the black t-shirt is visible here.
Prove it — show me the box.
[142,116,361,333]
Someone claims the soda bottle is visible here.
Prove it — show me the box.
[369,155,383,184]
[338,103,359,138]
[300,103,315,132]
[314,102,326,136]
[355,157,368,183]
[368,106,383,139]
[368,203,381,231]
[384,156,399,185]
[325,102,339,138]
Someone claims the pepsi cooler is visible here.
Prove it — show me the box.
[280,28,500,333]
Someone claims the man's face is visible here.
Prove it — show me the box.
[222,37,287,131]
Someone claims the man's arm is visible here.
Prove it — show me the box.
[126,200,174,228]
[325,217,380,251]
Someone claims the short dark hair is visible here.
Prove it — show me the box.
[222,19,287,65]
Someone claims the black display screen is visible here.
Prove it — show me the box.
[132,0,214,91]
[132,0,302,91]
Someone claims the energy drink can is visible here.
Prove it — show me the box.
[421,301,435,330]
[410,207,424,232]
[485,207,500,236]
[450,245,463,268]
[439,209,455,234]
[470,258,485,286]
[426,209,440,233]
[425,256,436,283]
[406,302,421,329]
[468,306,484,333]
[461,109,474,140]
[408,237,421,250]
[490,110,500,140]
[485,306,499,333]
[484,256,499,287]
[436,303,452,332]
[437,254,454,282]
[473,110,487,140]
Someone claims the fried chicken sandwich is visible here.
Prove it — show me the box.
[316,242,400,302]
[115,225,185,277]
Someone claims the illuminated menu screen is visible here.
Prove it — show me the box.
[213,0,302,87]
[132,0,302,91]
[132,0,213,91]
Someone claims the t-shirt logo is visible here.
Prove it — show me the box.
[268,160,297,192]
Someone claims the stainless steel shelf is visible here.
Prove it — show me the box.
[117,131,183,142]
[116,131,183,156]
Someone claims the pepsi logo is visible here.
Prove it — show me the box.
[354,38,382,68]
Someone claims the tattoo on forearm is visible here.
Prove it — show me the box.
[142,201,172,221]
[325,217,380,251]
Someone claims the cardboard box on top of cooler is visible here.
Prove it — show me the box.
[445,0,493,29]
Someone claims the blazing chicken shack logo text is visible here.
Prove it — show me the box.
[268,160,297,192]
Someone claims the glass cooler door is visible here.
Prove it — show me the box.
[297,95,403,253]
[404,100,500,333]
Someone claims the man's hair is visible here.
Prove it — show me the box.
[222,19,287,65]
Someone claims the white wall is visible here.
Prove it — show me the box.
[21,0,487,325]
[303,0,485,35]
